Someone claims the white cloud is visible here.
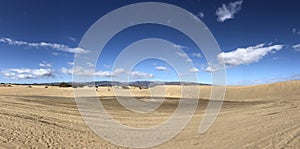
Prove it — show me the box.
[218,44,283,66]
[204,66,215,73]
[203,64,220,73]
[103,64,110,68]
[129,71,154,79]
[202,43,283,73]
[68,37,76,42]
[175,51,188,57]
[52,52,60,56]
[189,67,199,73]
[39,61,52,68]
[94,71,114,78]
[292,28,300,35]
[31,69,53,77]
[0,37,88,54]
[7,68,32,74]
[1,68,54,79]
[86,62,95,67]
[216,0,243,22]
[61,67,153,79]
[186,58,192,62]
[197,12,205,18]
[61,67,73,75]
[155,66,167,71]
[192,52,202,58]
[67,47,87,54]
[175,52,194,62]
[67,62,74,65]
[113,68,127,74]
[292,43,300,51]
[293,28,297,34]
[173,44,189,50]
[61,66,114,77]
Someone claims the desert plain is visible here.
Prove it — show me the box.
[0,81,300,148]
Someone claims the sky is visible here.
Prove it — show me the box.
[0,0,300,85]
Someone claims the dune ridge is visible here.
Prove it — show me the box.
[2,81,299,101]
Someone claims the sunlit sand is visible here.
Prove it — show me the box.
[0,81,300,148]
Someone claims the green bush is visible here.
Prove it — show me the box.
[122,86,130,89]
[59,82,72,87]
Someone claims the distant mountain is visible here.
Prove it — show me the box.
[12,81,210,87]
[96,81,209,87]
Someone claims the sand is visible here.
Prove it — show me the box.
[0,81,300,148]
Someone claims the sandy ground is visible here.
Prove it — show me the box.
[0,81,300,148]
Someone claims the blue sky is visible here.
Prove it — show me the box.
[0,0,300,85]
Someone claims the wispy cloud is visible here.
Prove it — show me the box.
[292,28,300,35]
[172,44,189,50]
[233,74,300,85]
[155,66,167,71]
[52,52,60,56]
[176,51,194,62]
[292,43,300,51]
[189,67,199,73]
[39,61,52,68]
[197,12,205,18]
[61,67,72,75]
[203,64,220,73]
[0,37,88,54]
[68,36,76,42]
[1,68,54,79]
[103,64,110,68]
[129,71,154,79]
[269,74,300,82]
[61,67,113,77]
[113,68,127,74]
[216,0,243,22]
[192,52,202,58]
[61,67,154,79]
[292,28,297,34]
[175,51,188,57]
[186,58,192,62]
[86,62,95,67]
[67,62,74,65]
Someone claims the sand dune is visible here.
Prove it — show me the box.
[0,81,299,148]
[2,81,299,101]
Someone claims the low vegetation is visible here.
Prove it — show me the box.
[58,82,72,88]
